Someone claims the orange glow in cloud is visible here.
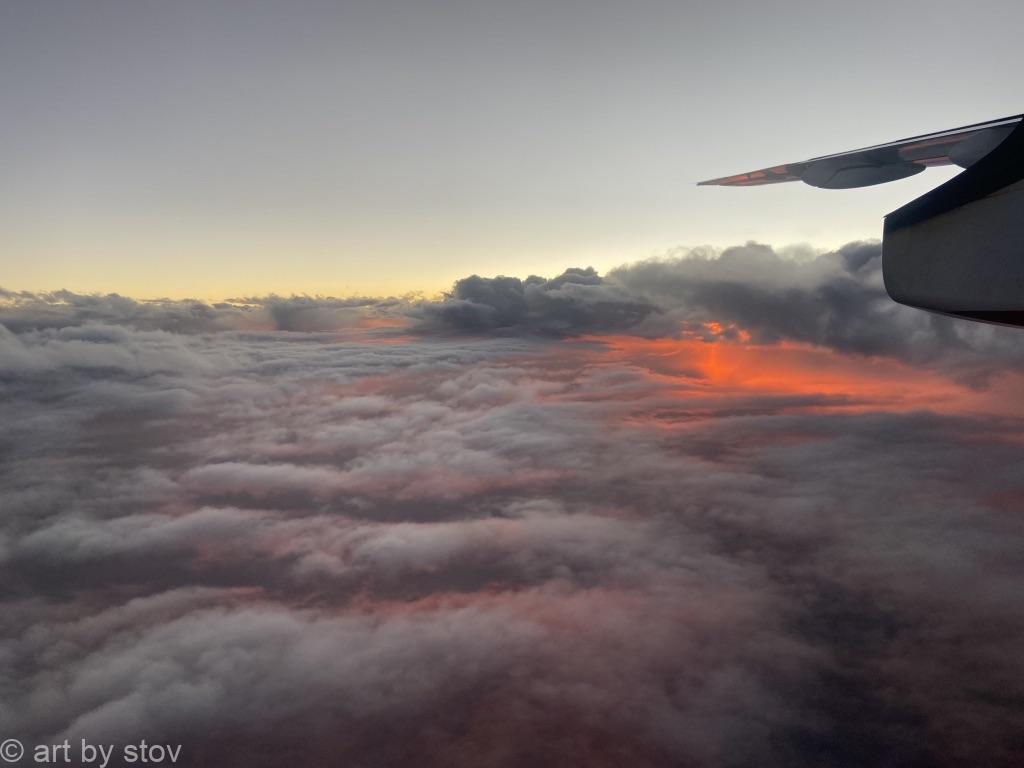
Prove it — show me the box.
[573,332,1024,420]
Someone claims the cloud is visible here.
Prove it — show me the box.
[417,267,659,335]
[2,253,1024,766]
[611,241,945,356]
[0,288,403,335]
[417,242,1024,381]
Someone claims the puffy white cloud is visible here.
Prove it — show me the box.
[2,254,1024,766]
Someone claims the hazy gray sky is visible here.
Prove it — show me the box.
[2,0,1021,298]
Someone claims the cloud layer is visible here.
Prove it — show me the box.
[2,245,1024,766]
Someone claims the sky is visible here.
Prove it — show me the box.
[2,0,1023,298]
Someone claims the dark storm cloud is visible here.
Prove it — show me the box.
[611,241,950,358]
[420,242,1024,378]
[3,264,1024,767]
[417,267,659,335]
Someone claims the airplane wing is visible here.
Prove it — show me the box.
[698,114,1023,189]
[699,113,1024,327]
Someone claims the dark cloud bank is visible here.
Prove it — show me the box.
[2,242,1024,767]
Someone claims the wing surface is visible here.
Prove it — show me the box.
[698,114,1023,189]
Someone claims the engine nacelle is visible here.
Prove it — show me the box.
[882,120,1024,326]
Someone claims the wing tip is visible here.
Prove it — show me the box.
[697,166,803,187]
